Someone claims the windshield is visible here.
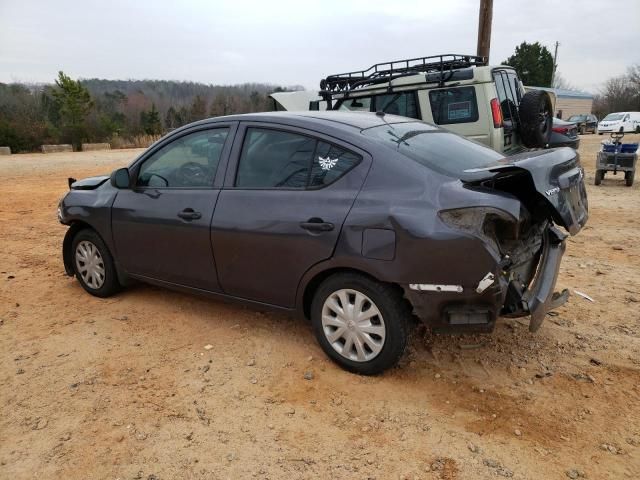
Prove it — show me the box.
[362,122,503,180]
[603,114,624,121]
[568,115,586,122]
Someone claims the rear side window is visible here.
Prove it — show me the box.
[338,97,372,112]
[375,93,419,118]
[310,142,361,188]
[235,128,361,189]
[429,87,479,125]
[337,92,419,118]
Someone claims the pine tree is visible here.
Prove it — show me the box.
[140,104,162,135]
[51,71,94,149]
[189,95,207,122]
[502,42,554,87]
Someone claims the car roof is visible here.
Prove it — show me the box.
[188,111,419,131]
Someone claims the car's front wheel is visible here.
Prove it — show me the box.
[310,273,409,375]
[71,229,120,298]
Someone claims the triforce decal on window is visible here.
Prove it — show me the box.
[318,156,338,171]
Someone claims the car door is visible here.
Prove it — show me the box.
[211,123,370,307]
[111,123,236,291]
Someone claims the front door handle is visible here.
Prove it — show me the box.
[177,208,202,220]
[300,218,334,233]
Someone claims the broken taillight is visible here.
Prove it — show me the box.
[439,206,519,253]
[490,98,503,129]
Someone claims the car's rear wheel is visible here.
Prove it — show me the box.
[72,229,120,297]
[626,171,634,187]
[594,170,603,185]
[310,273,409,375]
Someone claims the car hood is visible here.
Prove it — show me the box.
[464,148,588,235]
[69,175,110,190]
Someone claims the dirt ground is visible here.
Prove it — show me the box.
[1,134,639,480]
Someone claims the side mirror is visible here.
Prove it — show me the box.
[110,167,130,189]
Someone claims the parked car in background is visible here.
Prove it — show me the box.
[566,114,597,134]
[270,54,556,156]
[58,111,588,375]
[598,112,640,134]
[549,117,580,149]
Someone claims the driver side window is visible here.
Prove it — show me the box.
[137,128,229,188]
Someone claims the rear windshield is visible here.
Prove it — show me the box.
[362,122,503,179]
[603,114,624,121]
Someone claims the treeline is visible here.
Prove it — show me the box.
[0,71,300,152]
[592,65,640,120]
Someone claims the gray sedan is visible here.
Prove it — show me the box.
[59,112,588,374]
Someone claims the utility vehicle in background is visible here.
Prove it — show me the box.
[595,132,638,186]
[270,54,556,155]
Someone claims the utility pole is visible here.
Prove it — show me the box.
[551,41,560,87]
[476,0,493,63]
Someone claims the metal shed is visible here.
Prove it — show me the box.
[526,86,594,119]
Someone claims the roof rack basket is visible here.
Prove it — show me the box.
[319,54,487,104]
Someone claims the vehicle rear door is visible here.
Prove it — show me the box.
[211,123,370,307]
[111,123,236,291]
[491,69,524,153]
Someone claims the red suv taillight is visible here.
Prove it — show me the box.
[490,98,503,128]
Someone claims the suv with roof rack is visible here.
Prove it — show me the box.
[270,54,555,155]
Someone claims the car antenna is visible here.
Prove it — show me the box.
[376,110,396,130]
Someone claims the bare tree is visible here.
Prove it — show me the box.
[592,68,639,119]
[552,71,576,90]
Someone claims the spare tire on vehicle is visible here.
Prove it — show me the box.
[518,90,553,148]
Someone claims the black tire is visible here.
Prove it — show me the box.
[310,273,409,375]
[626,171,634,187]
[594,170,603,185]
[636,126,640,134]
[518,90,553,148]
[580,125,586,135]
[599,132,603,135]
[71,229,120,297]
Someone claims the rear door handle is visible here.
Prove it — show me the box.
[177,208,202,220]
[300,218,334,232]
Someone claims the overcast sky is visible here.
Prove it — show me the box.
[1,0,638,93]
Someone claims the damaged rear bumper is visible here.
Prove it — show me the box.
[521,225,568,331]
[403,226,568,333]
